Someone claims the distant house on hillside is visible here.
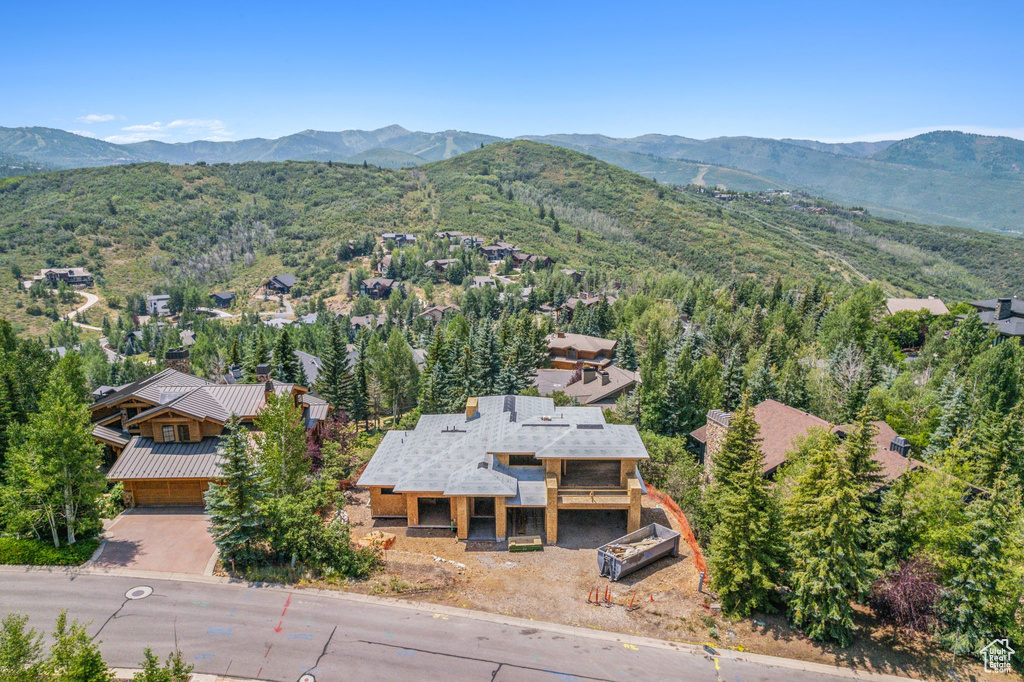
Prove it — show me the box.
[265,273,298,294]
[360,277,395,300]
[424,258,458,274]
[434,230,464,242]
[375,254,393,277]
[349,314,387,331]
[381,233,416,248]
[145,294,171,317]
[418,304,460,324]
[885,296,949,316]
[35,267,93,287]
[690,399,921,491]
[209,291,236,308]
[471,276,496,289]
[968,297,1024,341]
[545,332,616,370]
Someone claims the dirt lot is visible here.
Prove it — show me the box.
[341,487,1004,681]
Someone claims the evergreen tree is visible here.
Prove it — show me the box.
[719,347,745,411]
[925,374,968,458]
[777,357,809,410]
[843,407,885,499]
[663,344,703,436]
[708,397,784,615]
[747,351,776,404]
[938,470,1024,656]
[617,330,638,371]
[868,473,916,573]
[638,326,668,432]
[315,321,353,414]
[204,416,267,565]
[242,333,268,381]
[785,429,870,645]
[349,338,371,428]
[271,328,303,384]
[972,402,1024,492]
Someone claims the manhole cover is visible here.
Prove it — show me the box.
[298,675,315,682]
[125,586,153,600]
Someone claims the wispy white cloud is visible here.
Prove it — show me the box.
[107,118,233,144]
[818,125,1024,143]
[68,129,98,138]
[76,113,117,124]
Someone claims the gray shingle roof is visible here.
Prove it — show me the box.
[358,396,646,498]
[107,437,224,480]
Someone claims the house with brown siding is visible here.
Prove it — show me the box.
[358,395,648,544]
[91,359,327,506]
[545,332,616,370]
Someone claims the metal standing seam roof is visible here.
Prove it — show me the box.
[91,368,213,410]
[92,423,130,447]
[107,437,224,480]
[126,382,307,426]
[358,396,648,499]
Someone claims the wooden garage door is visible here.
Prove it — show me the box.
[132,480,205,506]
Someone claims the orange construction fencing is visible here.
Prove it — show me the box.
[646,484,707,578]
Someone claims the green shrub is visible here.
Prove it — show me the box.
[0,537,100,566]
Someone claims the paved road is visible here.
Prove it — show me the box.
[69,291,103,330]
[0,571,902,682]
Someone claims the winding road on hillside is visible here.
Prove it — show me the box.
[0,570,910,682]
[68,290,102,330]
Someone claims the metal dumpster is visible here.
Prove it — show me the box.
[597,523,680,581]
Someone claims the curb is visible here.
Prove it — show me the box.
[111,669,259,682]
[0,564,912,681]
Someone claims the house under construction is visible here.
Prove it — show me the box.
[358,395,649,544]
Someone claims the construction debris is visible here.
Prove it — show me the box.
[355,530,396,551]
[602,536,660,559]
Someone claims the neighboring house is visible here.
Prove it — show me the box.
[532,365,640,406]
[557,292,616,323]
[968,297,1024,340]
[471,276,496,289]
[349,314,387,331]
[381,233,416,248]
[265,273,298,294]
[35,267,93,287]
[434,230,464,242]
[145,295,171,317]
[209,291,236,308]
[481,242,516,262]
[92,359,327,506]
[294,350,323,388]
[459,235,485,249]
[546,332,616,370]
[262,317,294,329]
[360,277,395,300]
[561,269,584,284]
[358,395,648,544]
[418,304,460,323]
[375,254,392,276]
[885,296,949,316]
[689,399,921,491]
[424,258,458,273]
[179,329,196,348]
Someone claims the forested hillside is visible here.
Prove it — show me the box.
[0,141,1021,329]
[4,126,1024,233]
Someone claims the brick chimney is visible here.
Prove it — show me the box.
[556,331,566,338]
[997,297,1013,320]
[256,363,271,383]
[165,347,190,374]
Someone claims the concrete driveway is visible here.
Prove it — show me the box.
[92,507,218,575]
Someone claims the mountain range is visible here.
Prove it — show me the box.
[1,125,1023,234]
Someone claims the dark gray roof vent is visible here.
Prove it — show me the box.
[477,461,489,470]
[577,424,604,430]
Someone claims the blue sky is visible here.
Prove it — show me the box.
[3,1,1023,143]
